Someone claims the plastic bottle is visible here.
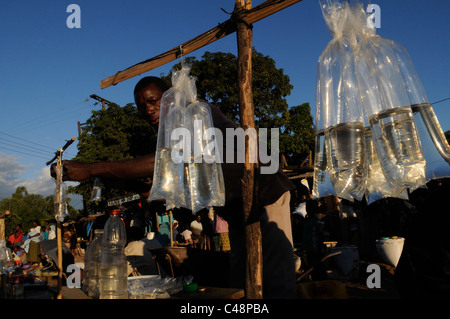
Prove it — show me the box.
[87,229,103,298]
[0,240,14,299]
[0,240,14,274]
[81,242,92,295]
[10,260,24,299]
[99,210,128,299]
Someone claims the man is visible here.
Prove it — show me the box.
[52,76,297,298]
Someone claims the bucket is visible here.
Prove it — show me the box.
[329,245,359,275]
[375,236,404,267]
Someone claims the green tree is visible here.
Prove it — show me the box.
[165,50,293,130]
[72,103,157,212]
[280,103,315,165]
[164,50,314,165]
[0,186,78,237]
[71,50,314,210]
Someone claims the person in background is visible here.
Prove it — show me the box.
[8,224,23,246]
[180,225,194,247]
[50,76,297,298]
[190,213,204,249]
[39,226,49,241]
[69,225,78,257]
[27,220,42,266]
[125,227,159,276]
[171,220,180,243]
[213,209,231,252]
[48,225,56,240]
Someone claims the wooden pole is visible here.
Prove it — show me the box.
[55,151,64,299]
[47,137,75,299]
[236,0,263,299]
[169,210,173,247]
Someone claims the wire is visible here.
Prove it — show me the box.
[0,131,77,159]
[431,97,450,105]
[0,145,50,161]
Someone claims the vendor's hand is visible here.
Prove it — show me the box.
[50,160,92,181]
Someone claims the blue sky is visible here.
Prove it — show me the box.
[0,0,449,207]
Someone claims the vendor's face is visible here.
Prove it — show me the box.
[134,83,163,127]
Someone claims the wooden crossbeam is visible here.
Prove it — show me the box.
[100,0,302,89]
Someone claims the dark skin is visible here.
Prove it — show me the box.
[50,83,162,194]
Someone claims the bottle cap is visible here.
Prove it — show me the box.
[110,209,121,216]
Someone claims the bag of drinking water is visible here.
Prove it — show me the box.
[183,69,225,213]
[149,66,189,210]
[313,0,367,201]
[353,1,426,194]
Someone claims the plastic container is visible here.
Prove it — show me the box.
[10,260,24,299]
[99,210,128,299]
[329,245,359,275]
[375,236,405,267]
[0,240,14,274]
[87,229,103,298]
[83,229,104,298]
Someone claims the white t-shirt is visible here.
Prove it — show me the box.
[181,229,192,240]
[190,220,203,236]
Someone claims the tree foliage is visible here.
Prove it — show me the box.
[71,50,314,210]
[0,186,78,237]
[72,103,157,212]
[280,103,315,164]
[164,50,314,164]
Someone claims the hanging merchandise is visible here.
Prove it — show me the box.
[54,181,69,222]
[89,177,103,202]
[149,63,225,213]
[149,65,189,210]
[184,70,225,212]
[354,4,426,195]
[364,127,409,204]
[313,0,448,203]
[393,45,450,181]
[313,0,367,201]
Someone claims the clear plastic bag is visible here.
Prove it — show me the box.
[314,0,367,201]
[149,65,189,210]
[149,63,225,213]
[355,11,426,193]
[54,181,69,222]
[314,0,444,203]
[393,44,450,180]
[89,177,102,202]
[184,73,225,212]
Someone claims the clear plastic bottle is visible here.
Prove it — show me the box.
[10,260,24,299]
[0,240,14,274]
[99,210,128,299]
[0,240,14,299]
[87,229,103,298]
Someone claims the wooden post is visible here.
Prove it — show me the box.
[236,0,263,299]
[55,151,64,299]
[46,137,75,300]
[169,210,173,247]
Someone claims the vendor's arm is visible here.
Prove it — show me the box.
[51,154,155,182]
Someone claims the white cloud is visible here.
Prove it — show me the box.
[0,153,55,198]
[0,153,84,211]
